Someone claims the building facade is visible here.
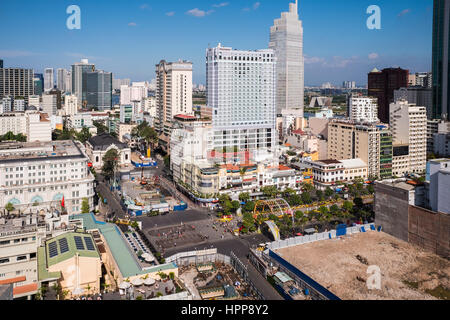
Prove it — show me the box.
[348,95,379,123]
[432,0,450,120]
[44,68,54,92]
[0,68,34,101]
[206,44,277,163]
[269,0,304,115]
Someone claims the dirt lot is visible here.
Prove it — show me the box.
[276,231,450,300]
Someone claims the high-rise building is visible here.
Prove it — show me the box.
[343,81,356,89]
[368,67,409,124]
[0,59,3,68]
[56,68,71,92]
[390,100,427,175]
[120,82,148,105]
[64,94,78,116]
[328,120,391,179]
[394,87,433,119]
[155,60,193,139]
[41,94,57,116]
[64,70,72,94]
[206,44,277,161]
[44,68,54,92]
[348,95,379,123]
[33,73,44,95]
[84,70,112,111]
[0,68,34,101]
[71,59,95,108]
[269,0,304,115]
[112,78,131,91]
[432,0,450,120]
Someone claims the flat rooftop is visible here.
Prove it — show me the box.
[0,140,85,164]
[276,231,450,300]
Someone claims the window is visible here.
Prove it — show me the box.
[0,240,10,246]
[0,258,10,264]
[17,255,27,261]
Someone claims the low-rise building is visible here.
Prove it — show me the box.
[85,133,131,169]
[310,158,368,190]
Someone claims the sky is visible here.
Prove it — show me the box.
[0,0,433,86]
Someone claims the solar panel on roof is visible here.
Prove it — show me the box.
[84,237,95,251]
[74,236,85,250]
[59,238,69,254]
[48,242,58,258]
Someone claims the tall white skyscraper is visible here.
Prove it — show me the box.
[44,68,54,92]
[57,68,72,92]
[206,44,277,160]
[269,0,304,115]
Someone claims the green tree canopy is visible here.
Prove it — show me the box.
[81,198,90,214]
[102,148,119,181]
[239,192,250,203]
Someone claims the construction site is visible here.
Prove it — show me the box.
[120,166,187,217]
[275,231,450,300]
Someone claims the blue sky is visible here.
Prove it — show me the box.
[0,0,433,86]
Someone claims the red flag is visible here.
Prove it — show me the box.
[61,196,65,208]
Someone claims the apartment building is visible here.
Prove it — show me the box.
[327,120,392,179]
[389,100,427,175]
[0,68,34,101]
[309,159,368,190]
[155,60,193,150]
[348,95,379,123]
[0,140,95,215]
[64,95,78,116]
[0,111,52,143]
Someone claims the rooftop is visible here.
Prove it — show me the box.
[276,231,450,300]
[70,213,177,278]
[0,140,85,164]
[339,158,367,169]
[87,133,128,151]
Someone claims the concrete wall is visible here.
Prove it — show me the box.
[408,206,450,258]
[374,183,410,242]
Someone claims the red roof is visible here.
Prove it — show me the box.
[292,129,306,135]
[0,276,26,285]
[13,283,38,296]
[174,114,197,120]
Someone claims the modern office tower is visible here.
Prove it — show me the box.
[155,60,193,137]
[0,140,95,214]
[0,59,3,68]
[41,94,57,116]
[71,59,95,107]
[206,44,277,161]
[13,98,25,112]
[84,70,112,111]
[33,73,44,95]
[44,68,54,92]
[394,87,433,119]
[348,95,379,123]
[48,88,62,110]
[0,68,34,101]
[328,120,391,179]
[432,0,450,120]
[120,104,134,123]
[368,67,409,124]
[390,100,427,174]
[269,0,304,116]
[64,94,78,116]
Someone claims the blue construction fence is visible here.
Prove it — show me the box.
[268,250,340,301]
[132,160,157,168]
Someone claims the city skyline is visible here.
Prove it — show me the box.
[0,0,433,86]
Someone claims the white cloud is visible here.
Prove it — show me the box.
[368,53,379,60]
[213,2,229,8]
[304,56,325,64]
[186,8,214,17]
[128,22,137,26]
[140,4,150,10]
[166,11,175,16]
[253,2,261,10]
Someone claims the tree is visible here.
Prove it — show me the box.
[75,127,92,144]
[243,201,255,213]
[367,185,375,195]
[342,201,353,213]
[261,186,279,199]
[132,121,158,151]
[288,194,302,207]
[330,204,340,215]
[316,190,324,201]
[231,201,241,213]
[163,155,170,169]
[301,192,312,204]
[242,212,256,234]
[354,197,364,208]
[93,121,108,134]
[301,182,315,193]
[239,192,250,203]
[325,187,334,199]
[102,149,119,181]
[5,202,15,213]
[81,198,90,214]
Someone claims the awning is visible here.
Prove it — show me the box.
[132,278,144,286]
